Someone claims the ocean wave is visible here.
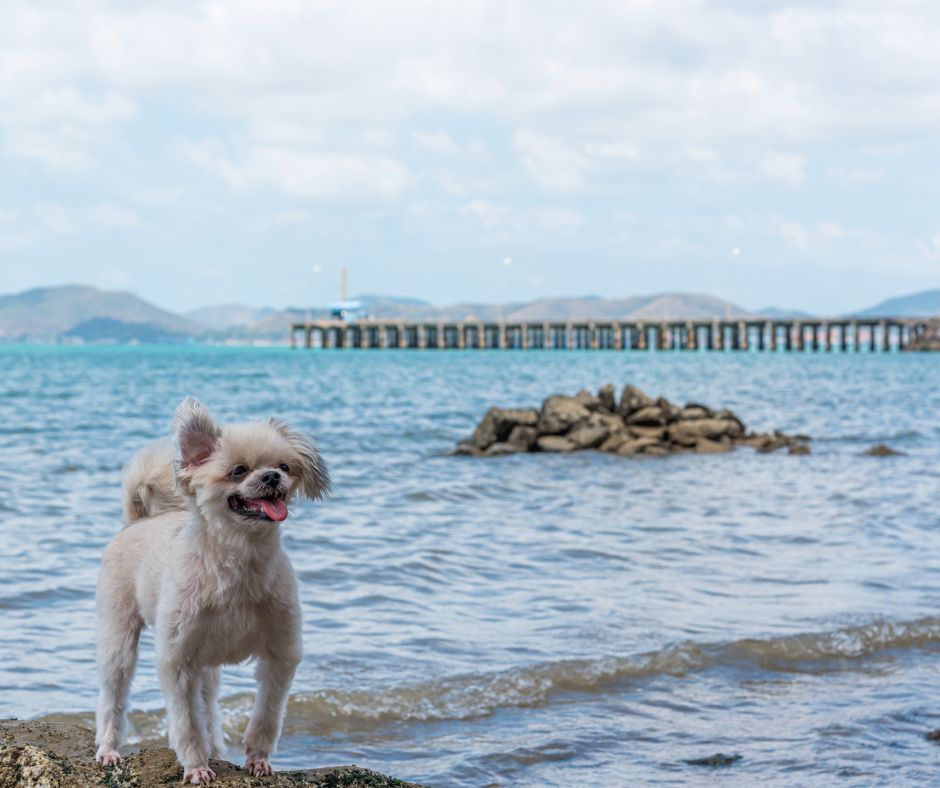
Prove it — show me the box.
[40,617,940,740]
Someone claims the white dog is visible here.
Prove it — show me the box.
[94,397,330,784]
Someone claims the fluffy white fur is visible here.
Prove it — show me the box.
[95,398,330,785]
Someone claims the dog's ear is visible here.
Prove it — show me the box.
[269,418,332,501]
[174,397,220,473]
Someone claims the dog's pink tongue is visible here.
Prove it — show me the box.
[248,498,288,521]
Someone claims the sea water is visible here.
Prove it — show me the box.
[0,345,938,786]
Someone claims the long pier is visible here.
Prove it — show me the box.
[290,317,936,351]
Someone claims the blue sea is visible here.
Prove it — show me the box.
[1,345,939,786]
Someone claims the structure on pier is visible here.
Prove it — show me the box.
[290,317,937,352]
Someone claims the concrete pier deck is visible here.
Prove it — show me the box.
[290,317,936,351]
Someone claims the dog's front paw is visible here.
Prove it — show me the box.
[95,746,121,766]
[245,754,273,777]
[182,765,216,784]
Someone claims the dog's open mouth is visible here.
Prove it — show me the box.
[228,495,288,522]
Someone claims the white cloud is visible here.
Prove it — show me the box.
[758,151,806,187]
[769,217,878,253]
[513,130,643,193]
[583,142,640,161]
[827,165,882,186]
[0,208,35,250]
[459,200,514,231]
[411,131,464,158]
[532,206,586,233]
[34,203,74,234]
[458,200,586,237]
[919,232,940,258]
[0,201,143,248]
[1,0,939,294]
[87,203,141,228]
[513,130,590,193]
[680,145,737,184]
[1,89,136,174]
[411,131,490,162]
[178,138,408,201]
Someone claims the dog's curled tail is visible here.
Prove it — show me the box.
[122,438,186,525]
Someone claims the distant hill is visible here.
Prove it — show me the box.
[216,307,311,340]
[62,317,189,343]
[854,289,940,317]
[187,291,757,339]
[431,293,752,323]
[0,285,203,341]
[759,306,815,319]
[4,283,935,344]
[184,303,273,330]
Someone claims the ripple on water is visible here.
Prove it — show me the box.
[3,348,940,786]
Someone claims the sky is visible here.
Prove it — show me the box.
[1,0,939,315]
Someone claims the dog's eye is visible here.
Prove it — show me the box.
[230,465,248,479]
[279,463,290,474]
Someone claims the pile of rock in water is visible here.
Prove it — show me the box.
[456,384,810,457]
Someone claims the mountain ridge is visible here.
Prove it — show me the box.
[0,284,936,342]
[0,285,203,340]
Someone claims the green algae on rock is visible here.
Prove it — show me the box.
[0,720,423,788]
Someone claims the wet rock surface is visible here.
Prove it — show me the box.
[864,443,906,457]
[684,752,743,767]
[0,720,422,788]
[457,383,810,458]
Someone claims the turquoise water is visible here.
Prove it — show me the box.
[1,345,939,785]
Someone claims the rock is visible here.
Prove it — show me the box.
[507,425,538,449]
[667,418,740,444]
[538,396,590,435]
[574,389,603,411]
[713,410,746,437]
[628,425,666,441]
[618,384,654,417]
[536,435,577,453]
[597,383,616,412]
[742,433,786,453]
[586,411,625,431]
[864,444,905,457]
[459,384,806,462]
[470,407,539,449]
[572,413,627,450]
[625,406,666,426]
[454,441,483,456]
[598,433,627,453]
[615,439,646,456]
[685,752,742,767]
[484,442,527,456]
[468,408,502,449]
[666,423,698,447]
[0,720,422,788]
[656,396,681,422]
[695,438,732,454]
[616,436,662,455]
[566,424,609,449]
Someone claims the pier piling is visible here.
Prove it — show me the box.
[290,316,928,353]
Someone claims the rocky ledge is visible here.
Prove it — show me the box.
[456,383,810,458]
[0,720,422,788]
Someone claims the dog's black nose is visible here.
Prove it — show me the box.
[261,470,281,486]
